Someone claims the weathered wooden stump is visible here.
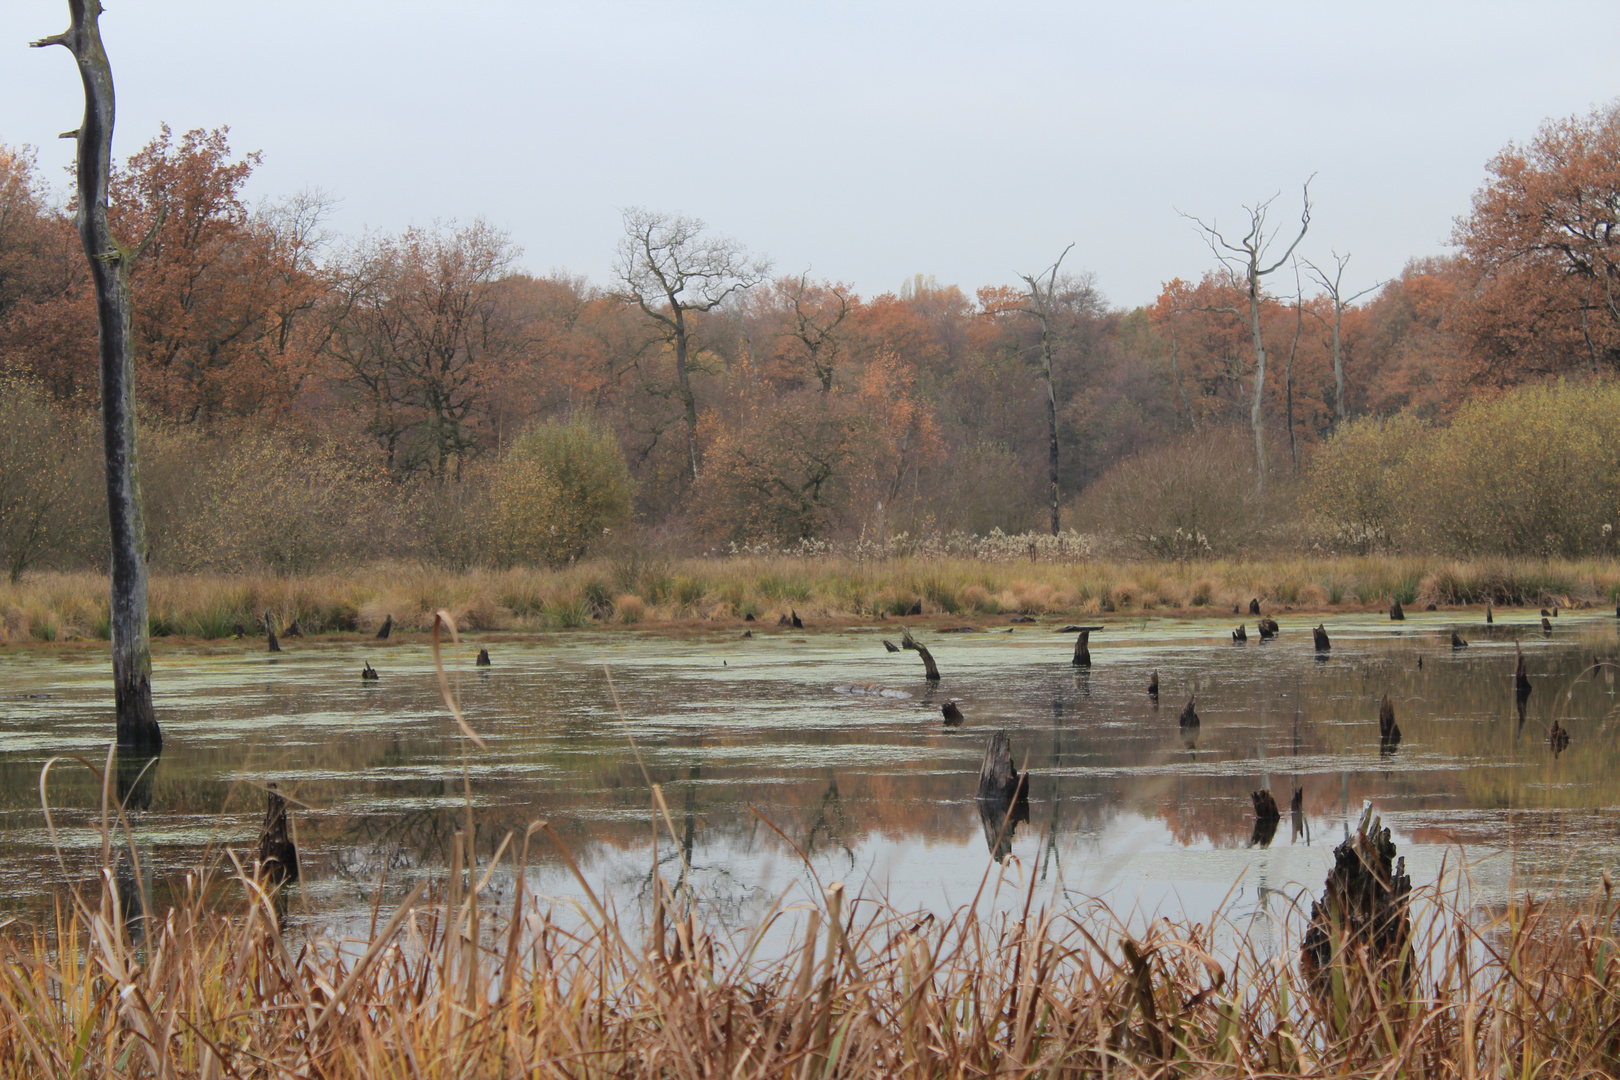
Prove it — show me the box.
[257,783,298,885]
[1249,598,1261,615]
[1540,607,1552,617]
[1390,600,1404,621]
[1290,786,1304,815]
[1258,617,1279,639]
[1542,616,1553,634]
[476,647,491,667]
[361,661,379,681]
[1252,788,1280,823]
[744,612,755,622]
[1072,628,1091,667]
[1147,670,1159,698]
[1516,644,1533,696]
[901,628,941,681]
[882,639,900,652]
[1233,623,1248,642]
[976,730,1030,860]
[1299,805,1411,999]
[1549,719,1570,755]
[1487,604,1494,624]
[1451,630,1468,648]
[264,613,281,654]
[1312,623,1330,652]
[376,614,393,640]
[942,701,964,725]
[1178,696,1199,730]
[791,610,804,629]
[1378,693,1401,746]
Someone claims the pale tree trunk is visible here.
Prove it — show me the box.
[1040,331,1060,535]
[1245,283,1269,490]
[33,0,161,752]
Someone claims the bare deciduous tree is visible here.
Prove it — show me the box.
[1184,181,1313,490]
[32,0,163,751]
[1304,251,1383,429]
[781,273,852,394]
[1017,243,1075,535]
[615,209,768,482]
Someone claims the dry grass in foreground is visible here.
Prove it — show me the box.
[3,553,1619,644]
[4,776,1620,1078]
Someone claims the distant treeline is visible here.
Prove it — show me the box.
[3,104,1620,576]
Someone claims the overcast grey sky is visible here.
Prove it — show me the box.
[6,2,1618,308]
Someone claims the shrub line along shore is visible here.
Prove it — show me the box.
[2,554,1616,645]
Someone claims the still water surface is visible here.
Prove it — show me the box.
[2,611,1617,938]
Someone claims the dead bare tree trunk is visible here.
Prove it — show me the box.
[1185,181,1312,492]
[1305,253,1384,431]
[33,0,160,752]
[1284,265,1305,471]
[1018,243,1076,536]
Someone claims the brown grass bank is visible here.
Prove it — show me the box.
[3,555,1618,644]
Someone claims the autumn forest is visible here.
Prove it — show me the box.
[5,101,1620,581]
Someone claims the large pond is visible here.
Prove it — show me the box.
[2,609,1616,941]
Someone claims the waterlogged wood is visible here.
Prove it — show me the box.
[1251,789,1280,823]
[976,729,1027,803]
[1379,693,1401,746]
[1147,670,1159,697]
[882,639,900,653]
[1451,630,1468,648]
[1258,617,1279,639]
[1390,600,1404,620]
[1300,805,1411,998]
[32,0,160,752]
[361,661,378,681]
[476,647,491,667]
[1071,628,1091,667]
[1178,696,1199,729]
[900,627,940,681]
[376,613,393,640]
[1516,645,1533,695]
[1550,719,1571,755]
[1249,598,1261,615]
[1312,623,1330,651]
[1232,623,1247,642]
[941,701,963,725]
[256,782,298,884]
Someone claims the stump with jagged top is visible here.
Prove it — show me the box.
[257,783,298,885]
[1299,805,1411,1000]
[1072,628,1091,667]
[901,627,941,681]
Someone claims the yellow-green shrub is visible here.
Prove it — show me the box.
[488,416,634,567]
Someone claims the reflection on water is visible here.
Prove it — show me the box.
[2,611,1619,937]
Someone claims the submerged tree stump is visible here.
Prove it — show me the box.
[377,614,393,640]
[1178,696,1199,730]
[1390,600,1404,621]
[1249,598,1261,615]
[1378,693,1401,747]
[1313,624,1330,651]
[1516,645,1533,695]
[264,613,281,653]
[257,783,298,885]
[1250,789,1281,847]
[791,610,804,629]
[476,647,491,667]
[1487,604,1494,624]
[1451,630,1468,648]
[1290,786,1303,815]
[942,701,964,725]
[901,628,940,681]
[1542,617,1553,634]
[1072,628,1091,667]
[361,661,379,681]
[976,730,1030,860]
[1148,670,1159,698]
[1258,617,1279,639]
[1233,624,1248,642]
[1300,806,1411,998]
[882,639,900,652]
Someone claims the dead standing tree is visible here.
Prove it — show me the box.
[33,0,162,751]
[1016,243,1075,536]
[614,209,768,482]
[1304,251,1384,431]
[1183,181,1313,491]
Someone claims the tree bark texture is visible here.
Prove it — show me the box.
[33,0,160,752]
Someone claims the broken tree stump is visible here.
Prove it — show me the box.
[1313,624,1330,651]
[1487,604,1494,624]
[901,628,941,681]
[377,614,393,640]
[1390,600,1404,621]
[1178,696,1199,730]
[476,647,491,667]
[1290,786,1303,815]
[1451,630,1468,648]
[264,613,281,653]
[1233,623,1248,642]
[1250,789,1281,847]
[1258,617,1279,639]
[1515,644,1533,696]
[882,639,900,652]
[1379,693,1401,746]
[1148,670,1159,698]
[1300,805,1411,999]
[257,783,298,885]
[791,610,804,629]
[361,661,379,681]
[1542,616,1553,634]
[942,701,964,725]
[1249,598,1261,615]
[1071,628,1091,667]
[976,730,1030,860]
[1549,719,1570,755]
